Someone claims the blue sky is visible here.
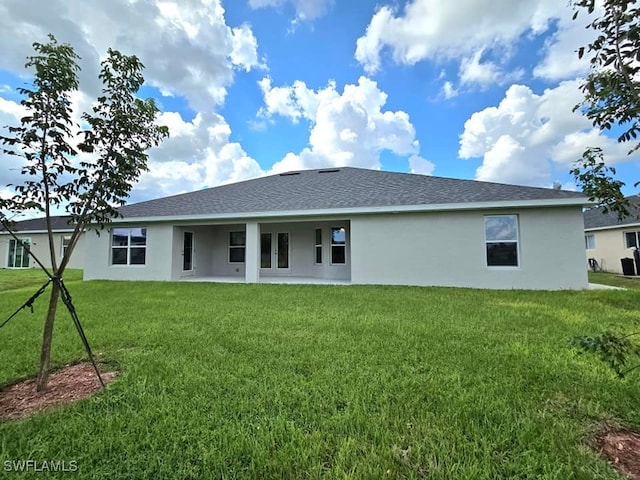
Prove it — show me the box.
[1,0,639,206]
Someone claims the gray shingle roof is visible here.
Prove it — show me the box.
[0,216,74,232]
[583,197,640,229]
[118,167,587,219]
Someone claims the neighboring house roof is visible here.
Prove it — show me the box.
[583,197,640,230]
[0,215,74,233]
[117,167,588,220]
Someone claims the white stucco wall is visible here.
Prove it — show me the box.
[82,206,587,289]
[210,224,247,278]
[83,224,173,281]
[0,232,85,270]
[587,227,640,274]
[350,207,588,290]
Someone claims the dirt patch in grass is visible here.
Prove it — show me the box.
[599,430,640,479]
[0,362,117,421]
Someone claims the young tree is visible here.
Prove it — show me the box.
[571,0,640,218]
[0,35,168,391]
[571,1,640,376]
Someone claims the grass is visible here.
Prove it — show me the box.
[0,268,82,292]
[1,271,639,479]
[589,270,640,290]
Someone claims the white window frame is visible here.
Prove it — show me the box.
[330,227,347,265]
[484,215,519,268]
[229,231,246,264]
[314,228,322,265]
[624,231,640,249]
[585,234,596,250]
[61,234,72,258]
[111,228,147,266]
[7,237,31,268]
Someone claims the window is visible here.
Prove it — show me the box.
[585,234,596,250]
[484,215,519,267]
[229,231,246,263]
[111,228,146,265]
[61,235,71,257]
[261,233,272,268]
[7,238,30,268]
[183,231,194,271]
[625,231,640,249]
[315,228,322,264]
[331,227,346,264]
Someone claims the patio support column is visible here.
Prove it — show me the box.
[245,221,259,283]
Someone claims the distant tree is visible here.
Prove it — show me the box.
[571,0,640,219]
[0,34,168,391]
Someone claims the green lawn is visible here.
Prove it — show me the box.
[1,271,639,479]
[589,270,640,290]
[0,268,82,293]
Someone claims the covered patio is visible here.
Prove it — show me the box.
[180,275,351,285]
[173,219,351,284]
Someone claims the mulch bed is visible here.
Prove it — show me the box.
[599,430,640,480]
[0,362,117,421]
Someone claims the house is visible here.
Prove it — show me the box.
[0,216,85,270]
[83,167,590,289]
[583,198,640,274]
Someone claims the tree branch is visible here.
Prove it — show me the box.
[613,5,640,100]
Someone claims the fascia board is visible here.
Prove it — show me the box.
[109,197,590,225]
[585,222,640,232]
[0,229,75,234]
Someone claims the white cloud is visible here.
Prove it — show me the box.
[0,96,24,120]
[0,0,261,111]
[132,111,265,203]
[230,23,262,72]
[0,0,266,205]
[459,50,524,88]
[248,0,333,21]
[355,0,563,74]
[408,155,435,175]
[533,5,597,81]
[442,81,458,99]
[459,52,503,87]
[258,76,335,123]
[258,77,306,122]
[459,80,640,186]
[259,76,426,173]
[355,0,571,90]
[354,6,396,75]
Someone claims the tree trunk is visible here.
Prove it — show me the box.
[36,279,61,391]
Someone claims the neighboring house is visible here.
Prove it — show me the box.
[0,216,85,270]
[83,167,590,289]
[583,198,640,274]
